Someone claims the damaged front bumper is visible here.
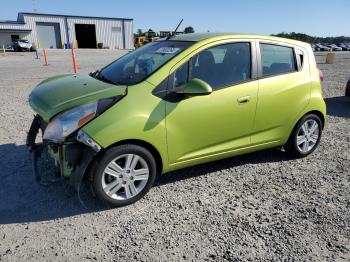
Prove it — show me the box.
[26,115,99,189]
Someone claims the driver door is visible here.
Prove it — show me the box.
[165,42,258,164]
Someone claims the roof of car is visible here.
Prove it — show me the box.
[171,32,309,46]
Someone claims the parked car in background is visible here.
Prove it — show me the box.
[311,44,317,51]
[13,39,34,52]
[346,78,350,97]
[314,44,329,51]
[27,33,326,207]
[338,44,350,51]
[327,44,342,51]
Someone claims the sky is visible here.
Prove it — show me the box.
[0,0,349,37]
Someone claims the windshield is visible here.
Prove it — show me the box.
[97,40,193,85]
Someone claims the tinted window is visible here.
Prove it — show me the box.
[260,44,296,76]
[174,62,189,88]
[98,41,193,85]
[191,43,251,89]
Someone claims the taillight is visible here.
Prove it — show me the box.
[318,68,324,82]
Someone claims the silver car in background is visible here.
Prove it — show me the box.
[13,40,34,52]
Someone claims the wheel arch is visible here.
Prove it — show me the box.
[105,139,164,176]
[286,109,325,145]
[305,110,325,129]
[85,139,164,184]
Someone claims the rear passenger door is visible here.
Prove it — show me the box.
[252,42,311,145]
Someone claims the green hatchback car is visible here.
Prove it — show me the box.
[27,33,326,206]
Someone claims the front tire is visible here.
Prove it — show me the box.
[91,144,157,207]
[285,114,322,158]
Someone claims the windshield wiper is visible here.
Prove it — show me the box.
[89,69,100,78]
[90,69,124,85]
[95,74,116,85]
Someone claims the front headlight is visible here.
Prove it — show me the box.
[43,102,97,142]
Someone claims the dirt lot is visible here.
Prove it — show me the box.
[0,49,349,261]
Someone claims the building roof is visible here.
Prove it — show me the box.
[0,21,25,24]
[0,29,31,33]
[18,12,133,21]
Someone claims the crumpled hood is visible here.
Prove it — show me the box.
[29,74,127,122]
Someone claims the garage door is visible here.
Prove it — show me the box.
[36,22,62,48]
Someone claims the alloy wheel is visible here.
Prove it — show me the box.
[101,154,150,200]
[296,119,320,153]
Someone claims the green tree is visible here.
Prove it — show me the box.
[184,26,195,34]
[137,29,143,36]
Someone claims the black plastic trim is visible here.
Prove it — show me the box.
[69,146,96,190]
[97,95,125,115]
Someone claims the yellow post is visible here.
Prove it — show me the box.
[2,45,6,56]
[96,41,98,49]
[75,40,78,49]
[37,39,40,49]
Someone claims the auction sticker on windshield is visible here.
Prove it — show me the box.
[156,47,180,54]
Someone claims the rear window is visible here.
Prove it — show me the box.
[260,44,296,76]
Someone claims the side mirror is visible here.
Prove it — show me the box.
[176,78,212,96]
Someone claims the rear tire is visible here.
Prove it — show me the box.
[285,114,322,158]
[90,144,157,207]
[345,79,350,97]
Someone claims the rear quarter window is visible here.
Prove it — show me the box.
[260,44,296,77]
[295,49,305,71]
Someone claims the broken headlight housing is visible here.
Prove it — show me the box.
[43,96,124,143]
[43,102,98,143]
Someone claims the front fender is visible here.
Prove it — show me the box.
[82,83,169,172]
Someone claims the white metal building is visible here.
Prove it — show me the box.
[0,12,134,49]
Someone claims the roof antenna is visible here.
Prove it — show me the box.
[166,19,183,40]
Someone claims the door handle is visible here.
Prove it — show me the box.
[237,96,251,104]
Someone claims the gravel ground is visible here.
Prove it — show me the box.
[0,49,349,261]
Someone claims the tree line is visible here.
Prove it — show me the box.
[271,32,350,44]
[134,29,349,44]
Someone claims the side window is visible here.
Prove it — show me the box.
[174,62,189,88]
[260,44,296,76]
[191,43,251,89]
